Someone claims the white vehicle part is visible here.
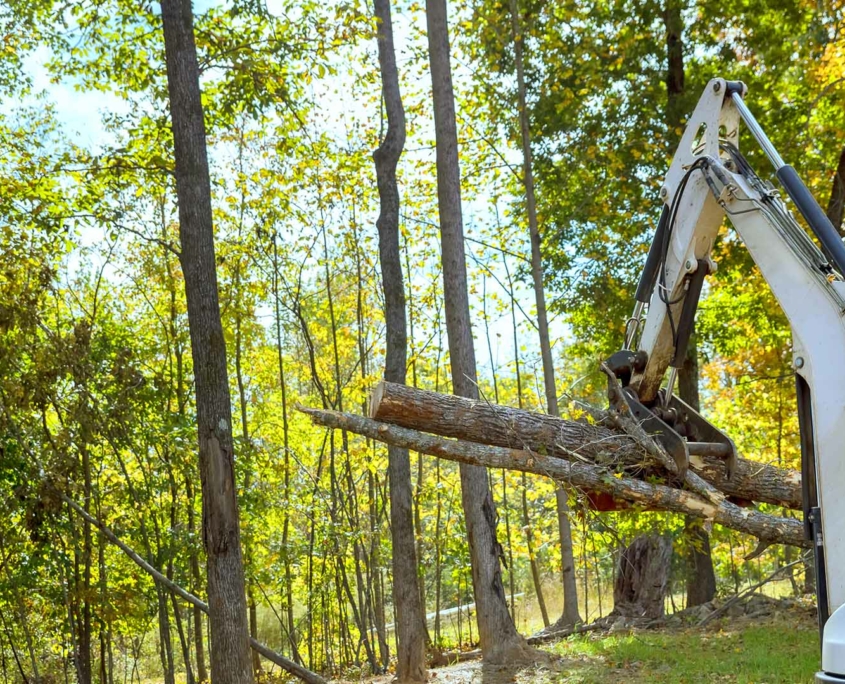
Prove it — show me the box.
[625,78,845,680]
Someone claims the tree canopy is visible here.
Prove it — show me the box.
[0,0,841,681]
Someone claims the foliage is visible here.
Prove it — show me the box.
[0,0,838,680]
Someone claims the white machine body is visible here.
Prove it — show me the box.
[626,78,845,682]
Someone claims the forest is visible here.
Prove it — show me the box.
[0,0,842,682]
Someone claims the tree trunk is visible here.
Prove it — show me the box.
[159,2,253,682]
[664,0,718,606]
[684,516,717,607]
[508,0,581,629]
[368,381,802,509]
[235,311,263,680]
[424,0,537,663]
[185,477,208,683]
[663,0,685,141]
[679,341,716,606]
[156,586,176,684]
[372,0,427,680]
[612,534,672,619]
[76,442,93,684]
[520,473,550,627]
[300,407,809,549]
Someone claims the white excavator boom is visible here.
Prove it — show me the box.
[612,78,845,682]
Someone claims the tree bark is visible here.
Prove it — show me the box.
[679,341,716,606]
[663,0,685,141]
[684,516,717,607]
[424,0,536,663]
[372,0,427,679]
[159,2,253,682]
[520,473,550,627]
[299,407,809,549]
[369,381,801,509]
[508,0,581,629]
[612,534,672,619]
[664,0,718,605]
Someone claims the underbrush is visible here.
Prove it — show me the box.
[545,608,819,683]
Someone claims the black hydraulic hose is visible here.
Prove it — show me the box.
[670,259,708,367]
[729,89,845,275]
[635,205,669,303]
[776,164,845,276]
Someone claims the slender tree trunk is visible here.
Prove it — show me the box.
[231,139,263,682]
[13,593,38,684]
[171,594,195,684]
[156,586,176,684]
[520,473,550,627]
[664,0,685,140]
[235,315,262,679]
[97,530,107,684]
[79,444,93,684]
[0,606,27,684]
[271,234,301,665]
[185,477,208,683]
[663,0,716,606]
[508,0,581,629]
[425,0,538,662]
[373,1,428,680]
[159,2,253,682]
[503,251,521,618]
[403,239,429,639]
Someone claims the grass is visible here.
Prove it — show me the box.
[544,611,820,683]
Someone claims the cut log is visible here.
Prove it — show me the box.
[370,380,639,463]
[298,406,808,550]
[369,381,801,510]
[612,534,672,619]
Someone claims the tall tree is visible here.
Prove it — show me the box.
[508,0,581,630]
[372,0,428,679]
[425,0,538,663]
[159,1,253,682]
[663,0,717,606]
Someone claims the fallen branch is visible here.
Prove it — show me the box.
[368,381,801,509]
[298,406,808,549]
[527,621,604,644]
[61,492,327,684]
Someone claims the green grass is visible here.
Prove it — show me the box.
[545,614,820,683]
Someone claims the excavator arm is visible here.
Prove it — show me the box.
[606,78,845,683]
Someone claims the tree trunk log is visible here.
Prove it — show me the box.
[612,534,672,619]
[300,407,809,550]
[369,381,801,509]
